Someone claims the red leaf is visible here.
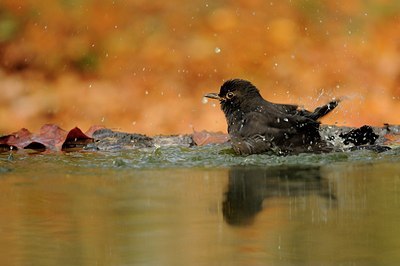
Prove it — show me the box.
[0,128,34,148]
[61,127,94,151]
[34,124,68,150]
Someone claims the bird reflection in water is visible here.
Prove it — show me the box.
[222,165,336,226]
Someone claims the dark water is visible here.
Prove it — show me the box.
[1,146,400,265]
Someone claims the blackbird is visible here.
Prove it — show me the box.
[205,79,339,155]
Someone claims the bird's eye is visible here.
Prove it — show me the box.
[226,92,235,99]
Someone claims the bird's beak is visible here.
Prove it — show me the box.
[204,93,222,101]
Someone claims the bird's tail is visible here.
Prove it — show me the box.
[305,99,340,121]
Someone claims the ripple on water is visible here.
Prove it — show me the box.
[3,145,399,170]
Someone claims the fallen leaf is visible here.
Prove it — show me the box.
[61,127,94,151]
[35,124,68,150]
[0,128,34,149]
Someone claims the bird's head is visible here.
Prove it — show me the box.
[205,79,261,112]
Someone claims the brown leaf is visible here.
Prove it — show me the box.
[0,128,49,152]
[61,127,94,151]
[0,128,34,149]
[34,124,68,150]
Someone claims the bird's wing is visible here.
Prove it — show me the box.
[274,103,299,113]
[269,100,340,121]
[238,111,299,138]
[230,111,319,155]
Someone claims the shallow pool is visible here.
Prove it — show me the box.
[1,146,400,265]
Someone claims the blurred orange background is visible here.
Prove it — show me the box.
[0,0,399,135]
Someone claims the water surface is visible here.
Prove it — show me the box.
[1,146,400,265]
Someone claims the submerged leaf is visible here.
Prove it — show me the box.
[192,130,230,146]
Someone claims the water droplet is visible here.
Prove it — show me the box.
[101,117,105,123]
[214,47,221,54]
[202,97,208,104]
[132,121,136,126]
[145,90,149,95]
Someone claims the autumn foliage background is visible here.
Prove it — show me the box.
[0,0,399,135]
